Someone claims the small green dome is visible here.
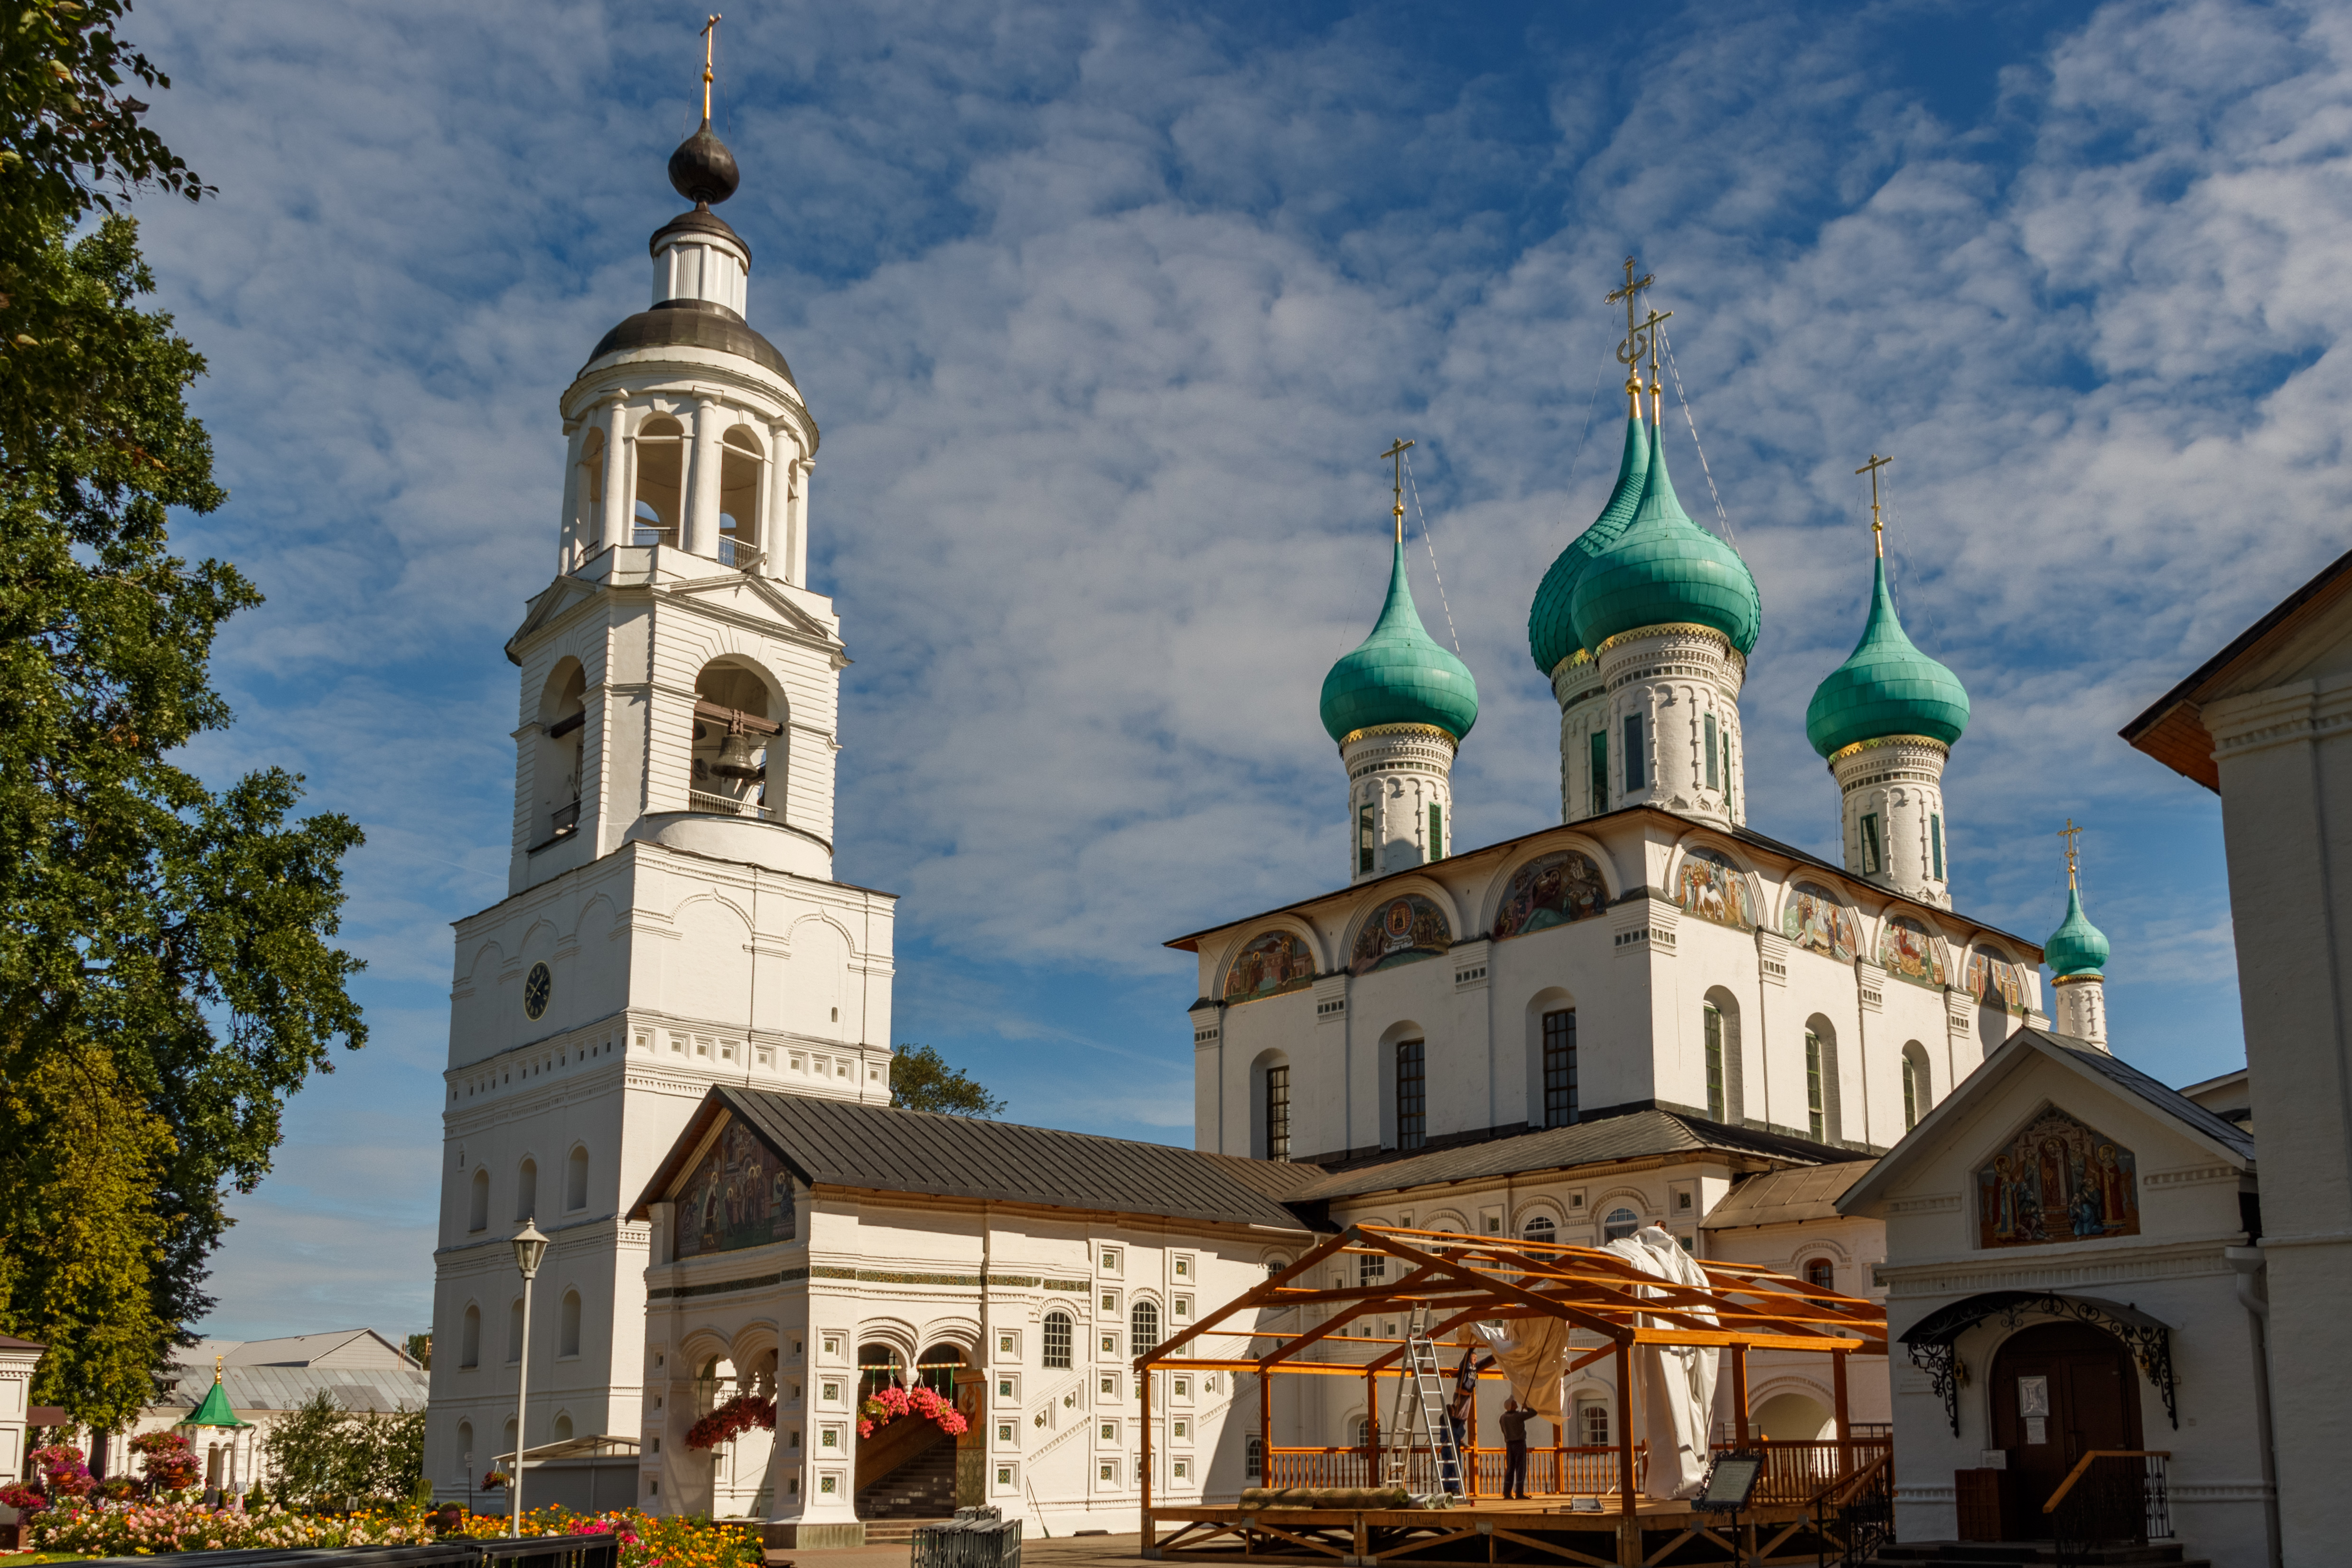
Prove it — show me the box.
[2044,885,2110,978]
[1804,553,1970,758]
[1568,423,1763,658]
[1528,412,1648,676]
[1320,538,1480,743]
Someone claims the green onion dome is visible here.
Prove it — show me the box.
[1803,553,1970,758]
[1527,412,1649,677]
[1567,422,1763,659]
[1320,537,1481,743]
[2043,885,2110,978]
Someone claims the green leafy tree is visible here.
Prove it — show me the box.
[889,1045,1006,1118]
[260,1390,345,1506]
[0,4,365,1423]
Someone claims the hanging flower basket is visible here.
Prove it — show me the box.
[684,1394,776,1452]
[856,1384,967,1440]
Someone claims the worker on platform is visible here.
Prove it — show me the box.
[1443,1338,1494,1495]
[1499,1396,1531,1501]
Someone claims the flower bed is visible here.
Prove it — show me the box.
[32,1501,757,1568]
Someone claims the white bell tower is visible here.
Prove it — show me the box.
[425,101,896,1531]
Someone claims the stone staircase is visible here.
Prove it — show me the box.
[856,1435,958,1542]
[1868,1543,2209,1568]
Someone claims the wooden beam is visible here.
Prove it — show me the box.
[1730,1346,1749,1448]
[1615,1341,1636,1520]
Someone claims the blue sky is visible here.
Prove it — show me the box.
[120,0,2352,1338]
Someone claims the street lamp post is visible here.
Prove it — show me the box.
[509,1220,550,1539]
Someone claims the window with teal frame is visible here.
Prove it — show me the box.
[1805,1031,1825,1141]
[1704,1006,1725,1122]
[1357,801,1375,875]
[1860,813,1883,875]
[1428,802,1443,861]
[1704,714,1719,789]
[1589,730,1607,814]
[1623,714,1644,792]
[1931,813,1945,880]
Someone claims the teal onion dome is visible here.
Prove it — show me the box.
[1804,553,1970,758]
[2044,885,2110,978]
[1320,537,1480,743]
[1527,412,1649,676]
[1567,422,1763,659]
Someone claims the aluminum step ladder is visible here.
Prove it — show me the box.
[1383,1306,1465,1495]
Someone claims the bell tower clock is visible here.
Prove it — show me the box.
[423,98,897,1528]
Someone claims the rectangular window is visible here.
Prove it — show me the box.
[1265,1064,1291,1163]
[1704,1005,1725,1123]
[1428,802,1444,861]
[1578,1400,1610,1447]
[1860,813,1883,875]
[1541,1009,1577,1129]
[1396,1039,1427,1149]
[1357,802,1376,875]
[1589,730,1607,814]
[1246,1436,1264,1481]
[1704,714,1719,789]
[1721,733,1733,810]
[1623,715,1645,791]
[1931,813,1945,880]
[1805,1032,1825,1141]
[1902,1054,1920,1132]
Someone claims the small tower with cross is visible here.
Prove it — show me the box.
[2044,819,2114,1048]
[1319,440,1479,884]
[1805,453,1971,906]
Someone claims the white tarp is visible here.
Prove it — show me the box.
[1471,1318,1571,1422]
[1601,1225,1720,1499]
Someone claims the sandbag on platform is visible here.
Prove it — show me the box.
[1238,1485,1428,1510]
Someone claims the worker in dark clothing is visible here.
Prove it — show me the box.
[1499,1396,1532,1500]
[1442,1341,1494,1495]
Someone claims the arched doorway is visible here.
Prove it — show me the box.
[859,1343,905,1400]
[1990,1321,2142,1534]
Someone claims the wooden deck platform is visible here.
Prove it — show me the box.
[1145,1495,1839,1568]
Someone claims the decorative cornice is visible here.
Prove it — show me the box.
[1827,734,1951,765]
[1592,622,1747,673]
[2052,972,2104,986]
[1336,723,1459,751]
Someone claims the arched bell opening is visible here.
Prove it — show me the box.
[690,659,785,821]
[718,426,765,569]
[537,659,588,844]
[633,415,686,546]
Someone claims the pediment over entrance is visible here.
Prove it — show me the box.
[1977,1105,2140,1249]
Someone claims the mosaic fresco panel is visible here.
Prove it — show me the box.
[1351,894,1452,975]
[1783,883,1860,962]
[1675,847,1756,932]
[1977,1106,2139,1248]
[1491,850,1609,940]
[674,1117,798,1259]
[1968,950,2029,1013]
[1223,929,1316,1003]
[1880,916,1947,990]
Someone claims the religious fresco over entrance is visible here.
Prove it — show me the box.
[1976,1107,2139,1248]
[1223,930,1316,1004]
[674,1117,798,1259]
[1491,850,1608,940]
[1879,916,1947,990]
[1350,895,1452,975]
[1675,847,1757,932]
[1782,884,1860,962]
[1969,949,2029,1013]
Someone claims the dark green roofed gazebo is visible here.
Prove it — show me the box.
[184,1362,252,1431]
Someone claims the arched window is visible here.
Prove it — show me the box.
[460,1306,481,1369]
[691,660,782,819]
[575,429,607,554]
[1543,1009,1577,1128]
[560,1290,582,1358]
[1395,1039,1427,1150]
[537,661,587,843]
[1701,989,1743,1125]
[1803,1258,1836,1302]
[917,1343,963,1396]
[566,1147,589,1212]
[718,427,765,569]
[1901,1043,1932,1132]
[515,1158,538,1223]
[1522,1216,1557,1245]
[632,415,685,545]
[457,1419,476,1466]
[1602,1207,1640,1242]
[507,1298,524,1363]
[468,1169,489,1233]
[552,1413,574,1443]
[1131,1299,1161,1355]
[1265,1063,1291,1163]
[1358,1243,1388,1286]
[504,1417,518,1457]
[1042,1312,1073,1370]
[1704,1004,1726,1122]
[1803,1018,1843,1144]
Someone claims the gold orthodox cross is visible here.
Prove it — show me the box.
[701,15,723,122]
[1606,257,1656,405]
[1855,452,1893,555]
[2057,818,2082,885]
[1380,439,1414,545]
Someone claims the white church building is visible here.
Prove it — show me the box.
[421,99,2216,1550]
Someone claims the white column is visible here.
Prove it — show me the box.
[558,423,585,572]
[603,404,637,549]
[789,458,812,585]
[683,395,723,558]
[761,425,794,580]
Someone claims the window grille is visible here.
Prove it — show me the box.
[1130,1299,1160,1356]
[1358,1246,1388,1287]
[1589,730,1607,813]
[1246,1435,1263,1481]
[1902,1052,1920,1131]
[1265,1064,1291,1162]
[1522,1216,1556,1244]
[1931,813,1945,880]
[1357,802,1375,875]
[1623,715,1644,791]
[1541,1010,1577,1128]
[1805,1259,1835,1293]
[1395,1039,1427,1149]
[1428,803,1443,860]
[1042,1311,1073,1370]
[1860,813,1883,874]
[1578,1401,1610,1447]
[1704,1006,1726,1122]
[1602,1207,1640,1242]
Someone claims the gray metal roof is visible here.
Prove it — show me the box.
[635,1088,1318,1233]
[1286,1110,1865,1202]
[1700,1161,1876,1231]
[2029,1029,2257,1162]
[154,1363,429,1416]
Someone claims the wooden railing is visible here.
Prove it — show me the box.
[1720,1437,1893,1505]
[1269,1435,1886,1503]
